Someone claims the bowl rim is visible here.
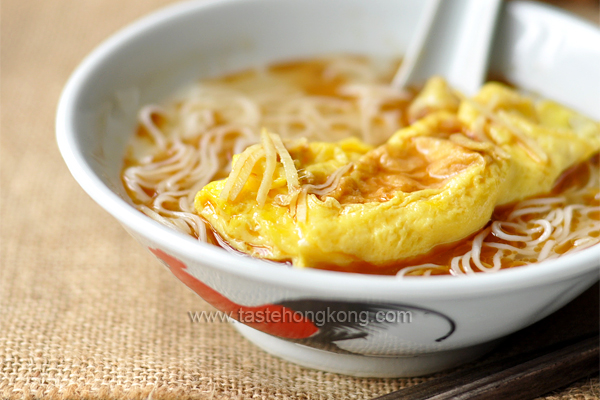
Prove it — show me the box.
[56,0,600,300]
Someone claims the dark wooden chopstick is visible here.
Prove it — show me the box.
[371,331,599,400]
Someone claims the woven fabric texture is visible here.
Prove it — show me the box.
[1,0,599,398]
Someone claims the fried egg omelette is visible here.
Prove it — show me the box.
[195,78,600,268]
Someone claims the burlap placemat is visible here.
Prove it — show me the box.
[1,0,599,398]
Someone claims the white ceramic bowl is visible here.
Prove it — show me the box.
[56,0,600,377]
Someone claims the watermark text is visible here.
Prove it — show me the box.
[188,308,412,327]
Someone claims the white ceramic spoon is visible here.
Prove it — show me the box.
[392,0,503,96]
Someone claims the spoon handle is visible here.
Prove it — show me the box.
[392,0,503,96]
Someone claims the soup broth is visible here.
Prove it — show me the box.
[122,56,600,276]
